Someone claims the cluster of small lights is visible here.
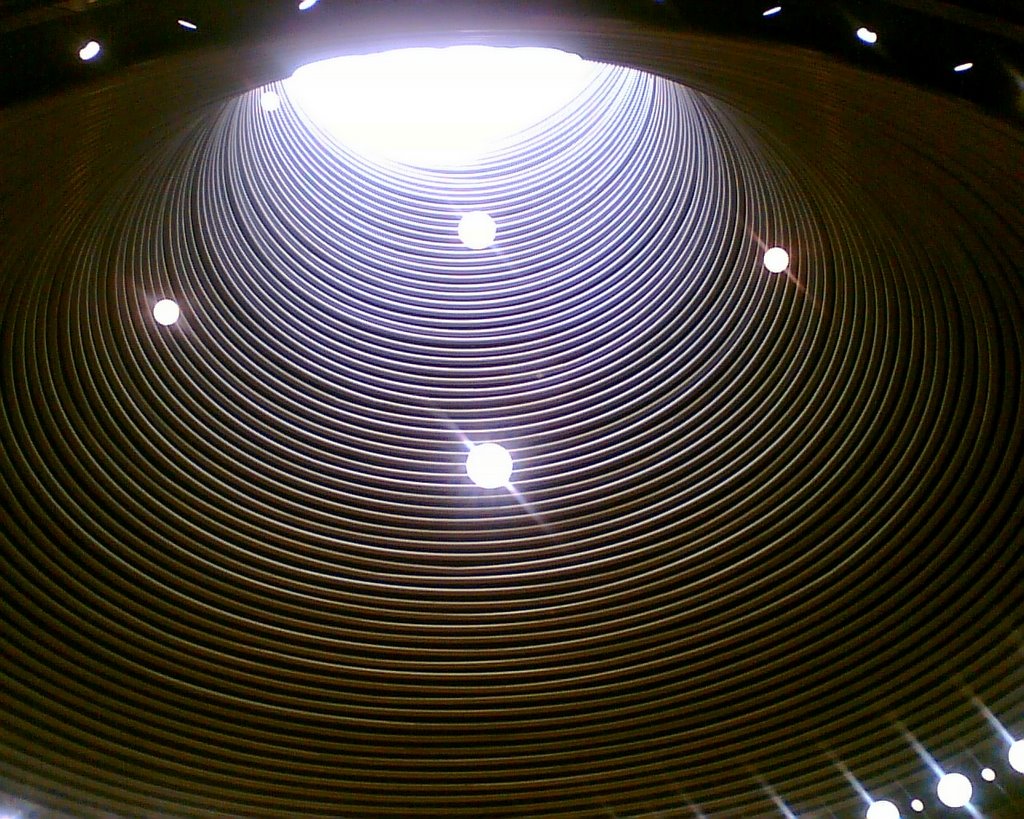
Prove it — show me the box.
[757,10,974,75]
[70,5,985,82]
[859,743,1024,819]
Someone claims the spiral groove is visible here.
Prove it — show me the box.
[2,24,1023,818]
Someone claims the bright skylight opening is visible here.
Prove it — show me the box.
[282,46,602,167]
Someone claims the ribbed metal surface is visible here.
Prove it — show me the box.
[2,21,1023,819]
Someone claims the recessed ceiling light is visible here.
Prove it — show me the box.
[153,299,180,326]
[936,773,972,808]
[458,212,497,250]
[298,0,319,9]
[954,62,974,73]
[1010,739,1024,773]
[981,767,996,781]
[177,19,198,30]
[857,27,879,45]
[78,40,101,61]
[763,246,790,273]
[910,799,924,812]
[260,91,281,112]
[763,6,782,16]
[866,801,900,819]
[466,443,513,489]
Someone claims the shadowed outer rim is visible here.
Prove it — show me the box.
[1,12,1023,819]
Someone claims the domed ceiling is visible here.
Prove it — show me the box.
[2,5,1023,818]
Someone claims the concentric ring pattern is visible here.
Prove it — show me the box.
[2,21,1024,819]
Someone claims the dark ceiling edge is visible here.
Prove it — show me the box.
[884,0,1024,38]
[2,0,1024,120]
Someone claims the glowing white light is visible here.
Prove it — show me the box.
[260,91,281,112]
[910,799,924,812]
[466,443,513,489]
[78,41,101,61]
[981,767,996,781]
[298,0,318,8]
[763,6,783,16]
[937,773,972,808]
[458,212,497,250]
[1010,739,1024,773]
[177,19,197,30]
[153,299,180,326]
[954,62,974,73]
[764,246,790,273]
[866,801,900,819]
[283,46,603,166]
[857,27,879,45]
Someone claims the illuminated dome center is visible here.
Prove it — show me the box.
[282,45,602,167]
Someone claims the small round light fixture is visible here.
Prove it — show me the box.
[910,799,924,813]
[177,19,198,30]
[260,91,281,112]
[857,27,879,45]
[458,212,497,250]
[466,443,513,489]
[866,800,900,819]
[954,62,974,73]
[298,0,319,8]
[153,299,180,326]
[763,246,790,273]
[936,773,972,808]
[78,40,101,61]
[981,767,996,782]
[1010,739,1024,773]
[763,6,782,16]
